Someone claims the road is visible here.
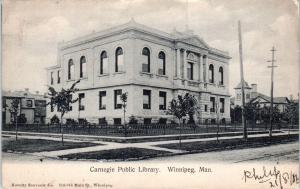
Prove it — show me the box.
[141,141,299,163]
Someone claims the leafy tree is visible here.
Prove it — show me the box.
[167,93,198,148]
[244,101,260,130]
[47,80,80,145]
[8,98,20,141]
[283,101,299,131]
[230,106,242,123]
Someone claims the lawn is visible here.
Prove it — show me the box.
[59,147,170,161]
[2,139,101,153]
[156,134,299,152]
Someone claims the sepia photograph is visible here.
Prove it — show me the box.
[1,0,299,188]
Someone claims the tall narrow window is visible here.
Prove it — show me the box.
[26,100,33,107]
[100,51,108,75]
[187,62,194,80]
[114,89,122,109]
[158,51,166,75]
[143,90,151,109]
[159,91,167,110]
[78,93,85,111]
[99,91,106,110]
[68,94,73,111]
[210,97,215,112]
[142,47,150,73]
[50,72,54,85]
[219,67,224,85]
[209,64,214,83]
[57,70,61,84]
[115,47,124,72]
[68,59,74,80]
[80,56,86,78]
[237,93,241,100]
[220,98,225,113]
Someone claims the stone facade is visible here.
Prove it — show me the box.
[46,20,231,124]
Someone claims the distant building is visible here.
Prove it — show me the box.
[46,19,232,124]
[2,89,47,124]
[231,81,290,112]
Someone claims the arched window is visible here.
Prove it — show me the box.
[142,47,150,73]
[209,64,214,83]
[68,59,74,80]
[115,47,124,72]
[158,51,166,75]
[80,56,86,78]
[100,51,108,75]
[219,67,224,85]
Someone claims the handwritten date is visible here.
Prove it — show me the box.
[243,166,299,189]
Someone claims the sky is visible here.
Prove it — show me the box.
[2,0,299,98]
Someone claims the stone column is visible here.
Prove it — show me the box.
[183,49,187,80]
[204,55,208,82]
[176,49,181,78]
[199,54,203,82]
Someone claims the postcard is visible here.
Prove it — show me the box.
[1,0,299,188]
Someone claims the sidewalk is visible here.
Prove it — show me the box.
[2,129,284,143]
[3,130,298,159]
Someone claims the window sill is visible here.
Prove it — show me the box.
[79,77,88,80]
[156,74,168,79]
[113,71,125,76]
[140,72,154,77]
[98,73,109,77]
[207,83,216,86]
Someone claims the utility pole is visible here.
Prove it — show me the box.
[267,46,277,137]
[238,21,247,140]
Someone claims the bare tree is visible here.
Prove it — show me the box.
[47,80,80,145]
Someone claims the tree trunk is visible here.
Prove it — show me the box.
[217,120,219,143]
[178,119,182,149]
[60,113,64,146]
[15,114,18,141]
[123,106,126,137]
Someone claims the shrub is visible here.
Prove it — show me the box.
[158,118,167,124]
[66,118,78,126]
[99,117,108,126]
[17,114,27,124]
[128,116,138,124]
[50,115,60,124]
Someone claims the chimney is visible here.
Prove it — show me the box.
[251,84,257,93]
[25,88,29,92]
[36,91,39,95]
